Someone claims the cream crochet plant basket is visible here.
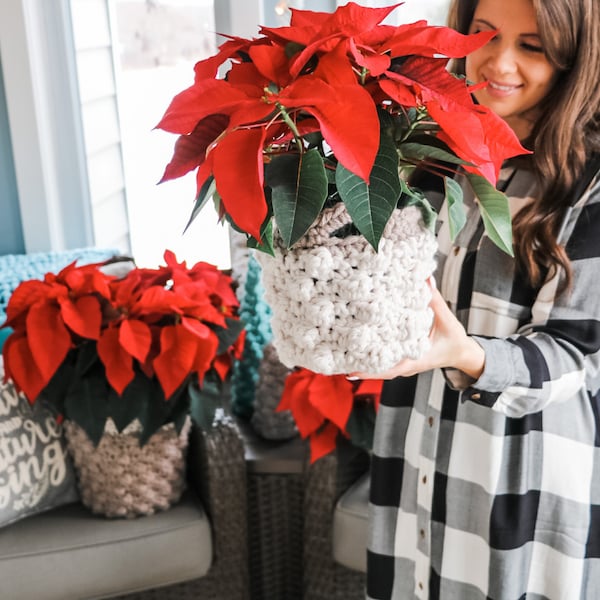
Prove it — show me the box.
[257,203,438,375]
[64,417,191,518]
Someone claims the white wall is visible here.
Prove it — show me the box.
[71,0,131,253]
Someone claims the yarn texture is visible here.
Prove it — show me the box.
[257,204,437,375]
[251,343,297,441]
[0,247,118,323]
[230,254,273,419]
[64,417,191,519]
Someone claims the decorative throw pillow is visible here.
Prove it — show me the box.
[0,359,79,527]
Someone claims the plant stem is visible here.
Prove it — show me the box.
[401,158,460,178]
[275,102,304,154]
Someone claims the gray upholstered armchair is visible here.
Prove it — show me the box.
[0,415,250,600]
[0,247,249,599]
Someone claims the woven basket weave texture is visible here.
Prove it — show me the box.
[64,418,191,518]
[247,471,304,599]
[258,204,437,375]
[114,416,250,600]
[303,447,370,600]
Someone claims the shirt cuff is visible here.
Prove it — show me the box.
[469,335,518,392]
[442,336,517,407]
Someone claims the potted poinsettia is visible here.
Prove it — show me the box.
[0,250,244,517]
[156,2,528,376]
[277,369,383,463]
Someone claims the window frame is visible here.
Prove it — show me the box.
[0,0,263,254]
[0,0,94,252]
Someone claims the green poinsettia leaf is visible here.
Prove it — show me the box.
[444,176,467,241]
[344,402,377,452]
[184,176,216,234]
[136,378,177,446]
[336,127,401,251]
[247,218,275,256]
[229,197,275,254]
[267,148,328,248]
[188,377,222,430]
[107,390,138,433]
[213,317,245,354]
[399,138,471,168]
[172,398,191,435]
[466,173,514,256]
[110,371,189,445]
[108,370,152,433]
[162,384,190,436]
[399,177,425,201]
[398,181,438,234]
[73,341,100,377]
[39,358,75,413]
[64,373,111,446]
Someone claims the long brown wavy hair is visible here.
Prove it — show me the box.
[448,0,600,288]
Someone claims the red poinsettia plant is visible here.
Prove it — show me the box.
[278,368,383,462]
[0,251,245,445]
[157,2,527,255]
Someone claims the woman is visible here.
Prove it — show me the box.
[358,0,600,598]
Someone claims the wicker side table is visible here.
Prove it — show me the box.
[238,421,308,600]
[303,441,370,600]
[116,416,250,600]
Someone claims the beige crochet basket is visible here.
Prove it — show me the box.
[257,203,437,375]
[64,417,191,518]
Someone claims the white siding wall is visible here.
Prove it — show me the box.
[70,0,131,253]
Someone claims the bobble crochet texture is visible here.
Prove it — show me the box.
[257,204,438,375]
[64,418,191,518]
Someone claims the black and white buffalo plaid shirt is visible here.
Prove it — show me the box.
[367,164,600,600]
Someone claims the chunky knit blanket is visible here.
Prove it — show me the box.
[0,247,118,324]
[258,204,437,375]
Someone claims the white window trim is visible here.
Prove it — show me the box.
[0,0,266,253]
[0,0,94,252]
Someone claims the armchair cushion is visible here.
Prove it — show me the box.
[332,472,369,573]
[0,491,212,600]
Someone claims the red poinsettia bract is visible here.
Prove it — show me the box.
[278,368,383,462]
[1,250,243,404]
[156,2,527,248]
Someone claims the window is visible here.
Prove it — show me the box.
[112,0,230,268]
[0,0,451,261]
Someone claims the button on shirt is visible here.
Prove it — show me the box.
[367,166,600,600]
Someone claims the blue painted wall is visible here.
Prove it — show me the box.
[0,50,25,255]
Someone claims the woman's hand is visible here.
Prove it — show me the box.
[349,280,486,380]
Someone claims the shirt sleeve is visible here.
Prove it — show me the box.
[443,189,600,418]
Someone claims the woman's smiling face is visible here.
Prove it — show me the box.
[466,0,558,140]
